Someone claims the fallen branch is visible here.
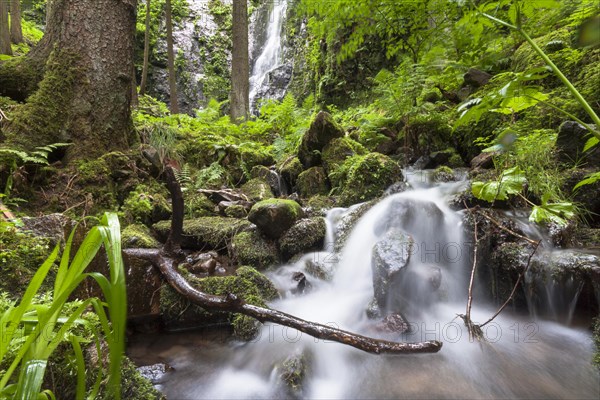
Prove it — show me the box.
[124,248,442,354]
[124,166,442,355]
[462,202,480,340]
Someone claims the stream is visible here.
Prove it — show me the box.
[129,174,599,399]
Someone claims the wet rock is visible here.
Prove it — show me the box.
[335,201,376,252]
[279,218,327,260]
[21,213,73,246]
[470,151,495,169]
[366,298,383,319]
[231,229,280,270]
[240,178,275,202]
[121,224,160,249]
[425,148,464,168]
[222,203,249,219]
[305,195,336,215]
[277,352,311,398]
[186,252,219,275]
[383,182,411,197]
[297,167,330,197]
[304,258,336,282]
[463,68,492,88]
[432,166,455,183]
[122,252,163,318]
[298,111,345,168]
[199,188,250,204]
[153,217,252,250]
[136,363,173,384]
[371,229,414,307]
[339,152,402,206]
[321,137,367,186]
[251,165,286,196]
[290,272,312,295]
[248,199,304,239]
[374,313,410,334]
[374,198,445,239]
[279,157,303,190]
[556,121,600,166]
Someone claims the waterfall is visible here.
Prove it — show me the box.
[132,177,600,399]
[249,0,289,112]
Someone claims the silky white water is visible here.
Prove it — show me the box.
[129,177,599,399]
[249,0,288,110]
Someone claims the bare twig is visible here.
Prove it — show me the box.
[479,240,541,328]
[478,210,538,245]
[464,201,479,340]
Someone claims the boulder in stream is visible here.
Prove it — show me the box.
[279,217,327,260]
[248,199,304,239]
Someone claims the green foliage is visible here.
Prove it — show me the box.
[0,213,126,399]
[574,171,600,190]
[0,143,71,204]
[472,166,527,202]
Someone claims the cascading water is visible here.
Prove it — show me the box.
[249,0,289,112]
[129,176,599,399]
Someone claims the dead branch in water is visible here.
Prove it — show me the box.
[124,166,442,355]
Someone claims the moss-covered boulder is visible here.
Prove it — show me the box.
[122,224,160,249]
[306,195,336,214]
[297,167,330,197]
[153,217,251,250]
[322,137,367,186]
[160,266,278,339]
[240,178,275,202]
[277,352,311,398]
[250,165,284,196]
[248,199,304,239]
[231,230,280,270]
[121,183,171,225]
[224,204,248,218]
[298,111,345,168]
[279,218,327,260]
[426,148,464,168]
[339,153,401,206]
[280,157,303,190]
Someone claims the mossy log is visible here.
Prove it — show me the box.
[124,167,442,355]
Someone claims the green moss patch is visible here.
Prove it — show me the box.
[153,217,252,250]
[231,230,280,270]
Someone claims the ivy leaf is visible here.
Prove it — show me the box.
[529,202,575,226]
[472,166,526,202]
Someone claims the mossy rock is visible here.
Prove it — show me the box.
[231,230,280,270]
[160,266,278,339]
[298,111,345,168]
[241,178,274,202]
[121,183,171,226]
[248,199,304,239]
[122,224,160,249]
[153,217,252,250]
[432,166,455,183]
[184,192,217,218]
[339,153,401,206]
[297,167,330,197]
[279,218,327,260]
[0,223,53,298]
[277,351,311,397]
[279,157,303,190]
[306,195,336,214]
[121,357,166,399]
[322,137,367,186]
[225,204,248,219]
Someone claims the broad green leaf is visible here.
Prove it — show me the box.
[472,167,526,202]
[573,171,600,190]
[584,136,599,152]
[529,202,575,226]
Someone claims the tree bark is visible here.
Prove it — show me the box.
[9,0,23,44]
[230,0,249,122]
[165,0,179,114]
[139,0,151,96]
[0,0,12,55]
[4,0,138,158]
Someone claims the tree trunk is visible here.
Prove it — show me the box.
[10,0,23,44]
[139,0,151,96]
[230,0,249,122]
[5,0,138,158]
[0,0,12,55]
[165,0,179,114]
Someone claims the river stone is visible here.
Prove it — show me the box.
[279,217,327,260]
[137,363,173,384]
[240,178,275,202]
[297,167,330,197]
[304,258,336,282]
[230,229,280,271]
[251,165,286,196]
[374,313,410,334]
[374,198,444,240]
[298,111,345,168]
[248,199,304,239]
[371,229,414,307]
[277,351,311,398]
